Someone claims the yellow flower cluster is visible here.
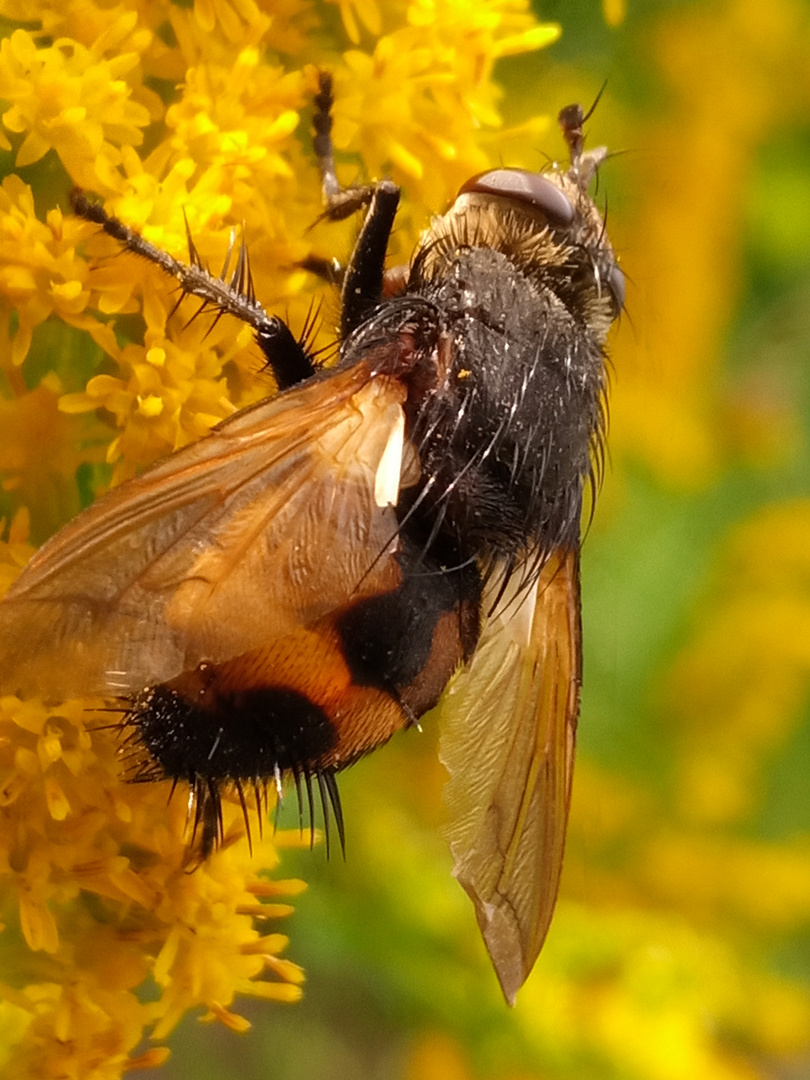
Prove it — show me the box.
[0,0,557,1076]
[0,673,308,1079]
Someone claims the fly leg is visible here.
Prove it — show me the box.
[71,192,317,390]
[312,71,401,338]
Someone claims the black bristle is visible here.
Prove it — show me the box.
[235,780,252,853]
[303,770,316,850]
[322,771,345,857]
[317,771,332,859]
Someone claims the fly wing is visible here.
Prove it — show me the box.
[0,364,411,700]
[439,549,581,1004]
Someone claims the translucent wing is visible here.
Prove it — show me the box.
[439,549,581,1004]
[0,363,410,700]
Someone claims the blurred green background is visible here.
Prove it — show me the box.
[137,1,810,1078]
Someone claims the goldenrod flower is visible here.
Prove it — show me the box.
[0,0,557,1075]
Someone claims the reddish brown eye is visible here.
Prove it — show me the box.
[458,169,575,226]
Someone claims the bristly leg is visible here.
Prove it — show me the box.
[70,190,317,390]
[313,71,377,222]
[311,71,401,337]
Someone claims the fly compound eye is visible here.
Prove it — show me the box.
[458,169,575,227]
